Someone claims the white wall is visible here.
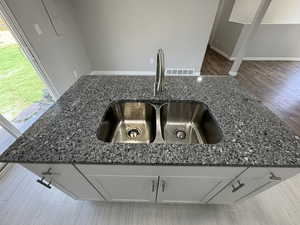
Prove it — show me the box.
[211,0,300,59]
[4,0,91,95]
[72,0,219,73]
[230,0,300,24]
[244,25,300,58]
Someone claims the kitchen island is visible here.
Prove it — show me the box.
[0,75,299,203]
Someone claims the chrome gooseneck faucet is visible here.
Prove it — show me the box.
[154,49,165,96]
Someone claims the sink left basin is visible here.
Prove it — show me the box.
[97,101,157,143]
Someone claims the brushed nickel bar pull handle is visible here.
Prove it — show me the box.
[269,172,282,181]
[152,180,156,192]
[162,180,166,192]
[41,168,60,176]
[41,168,53,176]
[37,177,52,189]
[232,180,245,193]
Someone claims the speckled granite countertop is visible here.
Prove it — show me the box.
[1,75,300,167]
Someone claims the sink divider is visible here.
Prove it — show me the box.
[152,103,165,143]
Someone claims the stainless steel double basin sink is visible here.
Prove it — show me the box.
[97,100,223,144]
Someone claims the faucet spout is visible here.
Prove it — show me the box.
[154,49,165,96]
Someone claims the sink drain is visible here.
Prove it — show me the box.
[127,128,140,138]
[176,130,186,140]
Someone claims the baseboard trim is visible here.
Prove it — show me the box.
[229,71,238,76]
[91,71,200,76]
[231,57,300,61]
[210,46,232,60]
[210,45,300,62]
[91,71,155,76]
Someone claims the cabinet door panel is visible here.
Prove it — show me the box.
[88,175,157,202]
[22,164,103,201]
[209,175,269,204]
[157,176,227,203]
[76,164,246,203]
[209,167,300,204]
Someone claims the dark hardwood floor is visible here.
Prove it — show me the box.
[201,47,233,75]
[201,47,300,135]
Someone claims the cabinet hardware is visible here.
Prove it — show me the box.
[41,168,60,176]
[37,177,52,189]
[269,172,281,181]
[152,180,156,192]
[232,180,245,193]
[37,168,60,189]
[162,180,166,192]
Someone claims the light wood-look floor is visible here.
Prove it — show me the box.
[1,49,300,225]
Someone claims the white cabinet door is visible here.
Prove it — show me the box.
[208,173,268,204]
[77,165,246,203]
[22,164,103,201]
[86,175,158,202]
[209,167,300,204]
[157,176,228,203]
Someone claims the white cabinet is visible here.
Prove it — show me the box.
[76,164,245,203]
[22,163,104,201]
[209,167,300,204]
[77,165,159,202]
[87,175,157,202]
[157,176,228,203]
[22,163,300,204]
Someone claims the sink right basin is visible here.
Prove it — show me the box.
[160,101,223,144]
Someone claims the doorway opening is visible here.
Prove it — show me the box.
[201,45,233,75]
